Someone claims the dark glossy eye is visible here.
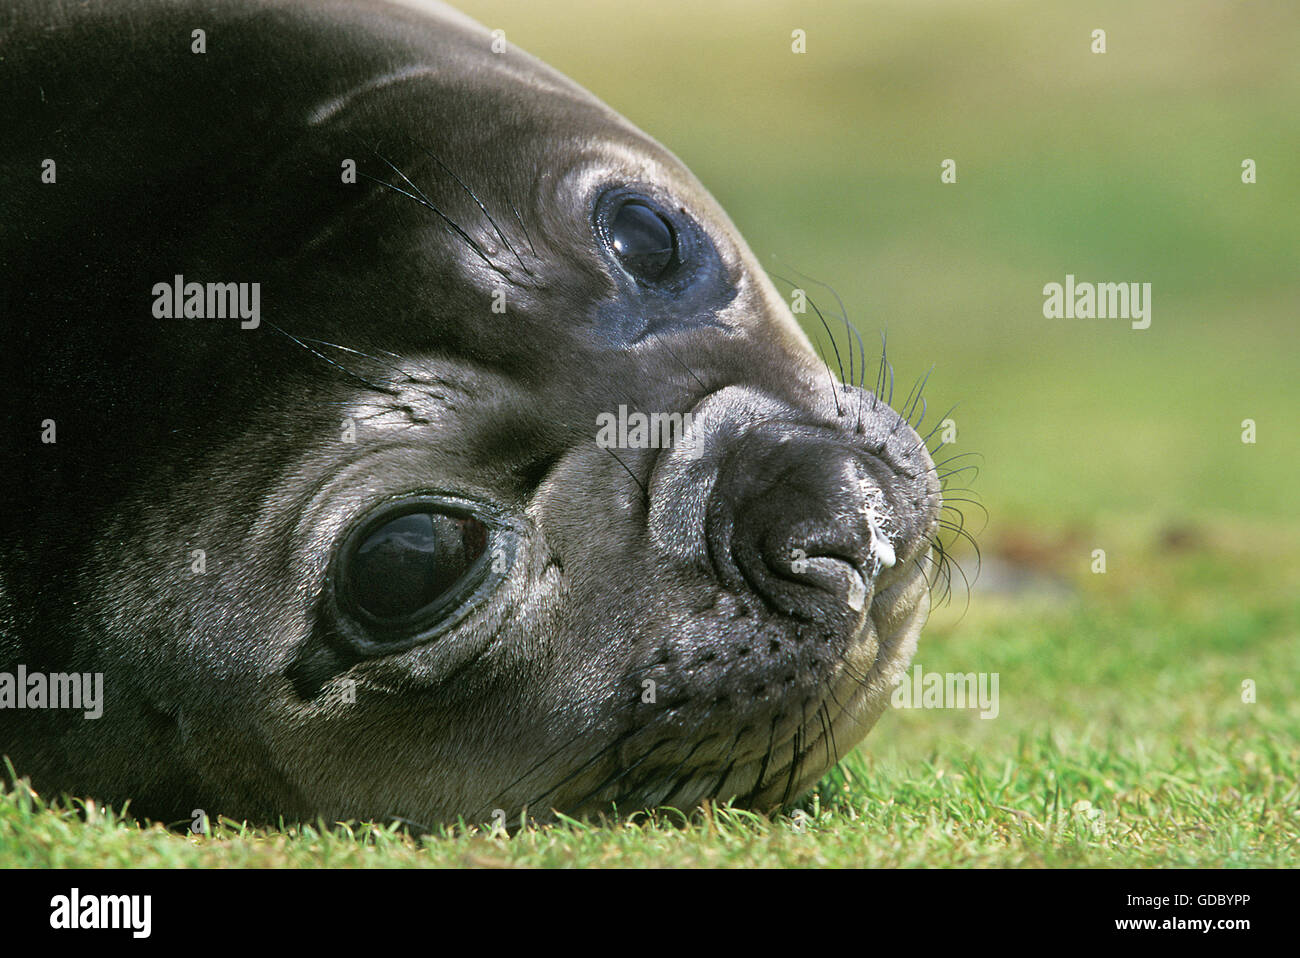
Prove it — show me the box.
[348,510,488,623]
[608,199,677,281]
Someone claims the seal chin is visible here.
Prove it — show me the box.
[546,558,934,820]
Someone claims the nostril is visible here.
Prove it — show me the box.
[702,422,910,620]
[780,551,870,613]
[722,514,880,619]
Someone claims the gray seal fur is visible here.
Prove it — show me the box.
[0,0,942,825]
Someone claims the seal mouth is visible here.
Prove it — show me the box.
[536,550,934,822]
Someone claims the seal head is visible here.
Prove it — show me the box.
[0,0,942,824]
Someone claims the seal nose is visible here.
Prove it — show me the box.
[708,427,898,621]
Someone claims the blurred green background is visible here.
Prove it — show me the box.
[459,0,1298,528]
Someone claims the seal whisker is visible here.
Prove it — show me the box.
[263,322,398,394]
[874,330,886,400]
[285,334,417,381]
[778,722,805,808]
[803,296,852,413]
[600,446,650,508]
[707,760,740,806]
[876,332,896,407]
[526,676,734,819]
[822,698,843,774]
[940,495,989,531]
[921,517,981,611]
[694,725,750,804]
[918,551,952,605]
[559,735,680,819]
[648,328,710,393]
[508,199,537,258]
[594,697,739,816]
[795,285,868,430]
[502,724,647,822]
[909,368,935,428]
[898,365,932,428]
[815,673,853,754]
[772,260,868,395]
[568,724,717,820]
[931,452,983,478]
[741,714,783,806]
[646,732,724,811]
[936,464,980,484]
[916,401,961,452]
[936,515,981,557]
[769,271,845,416]
[816,702,834,770]
[703,724,750,801]
[410,138,534,277]
[361,150,514,281]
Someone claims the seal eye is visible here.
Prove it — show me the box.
[608,199,678,281]
[348,511,488,623]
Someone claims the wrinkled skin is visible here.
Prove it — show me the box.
[0,0,942,825]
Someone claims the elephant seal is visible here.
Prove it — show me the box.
[0,0,943,826]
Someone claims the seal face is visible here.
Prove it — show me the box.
[0,0,943,825]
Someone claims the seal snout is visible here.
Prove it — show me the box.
[588,378,943,817]
[649,383,940,622]
[711,431,898,621]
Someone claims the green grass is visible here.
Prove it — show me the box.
[4,525,1296,867]
[4,0,1297,866]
